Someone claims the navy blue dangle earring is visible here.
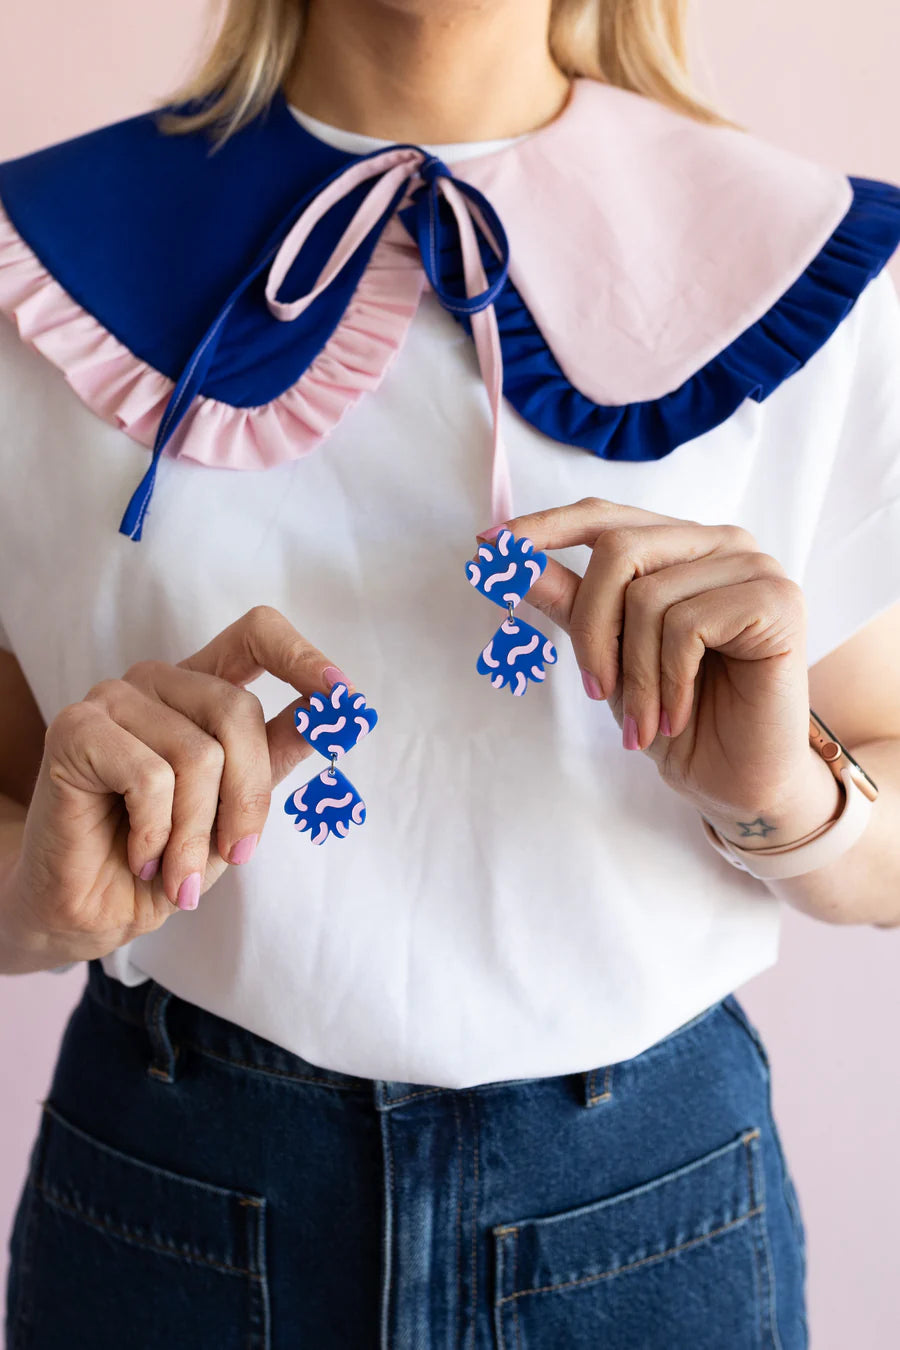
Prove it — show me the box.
[283,683,378,843]
[465,529,558,695]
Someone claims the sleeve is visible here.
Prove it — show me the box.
[801,267,900,669]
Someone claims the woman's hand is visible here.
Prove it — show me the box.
[475,497,821,829]
[1,607,353,972]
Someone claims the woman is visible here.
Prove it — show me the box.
[2,0,899,1344]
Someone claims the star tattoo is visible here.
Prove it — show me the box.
[735,817,778,838]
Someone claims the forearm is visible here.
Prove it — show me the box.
[0,790,25,889]
[702,738,900,926]
[0,792,55,974]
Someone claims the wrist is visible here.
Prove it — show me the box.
[0,856,66,975]
[0,906,51,976]
[700,744,844,852]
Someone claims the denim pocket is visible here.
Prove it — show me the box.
[492,1126,780,1350]
[6,1102,269,1350]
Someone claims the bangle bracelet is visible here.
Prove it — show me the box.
[699,762,876,880]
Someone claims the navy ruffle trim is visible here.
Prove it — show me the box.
[487,175,900,462]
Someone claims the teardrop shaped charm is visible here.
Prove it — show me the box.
[477,616,558,695]
[283,766,366,844]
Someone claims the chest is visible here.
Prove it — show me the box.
[0,294,841,721]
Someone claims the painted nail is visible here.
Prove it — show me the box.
[623,714,640,750]
[581,668,604,700]
[322,665,351,689]
[139,858,159,882]
[475,524,506,542]
[176,872,202,911]
[229,833,259,866]
[659,708,672,737]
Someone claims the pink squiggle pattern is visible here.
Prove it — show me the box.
[315,791,354,814]
[506,634,539,664]
[0,203,425,471]
[309,716,347,741]
[483,562,516,592]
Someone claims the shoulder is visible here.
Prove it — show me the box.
[0,93,348,390]
[460,79,900,420]
[0,93,323,232]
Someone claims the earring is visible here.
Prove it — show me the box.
[283,683,378,843]
[464,529,558,695]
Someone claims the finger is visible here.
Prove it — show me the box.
[44,702,175,883]
[179,605,357,702]
[264,697,323,787]
[473,507,750,641]
[477,497,687,553]
[567,522,757,699]
[615,551,786,750]
[658,573,805,736]
[124,662,279,864]
[85,680,225,905]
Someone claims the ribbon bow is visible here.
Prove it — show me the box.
[119,143,514,541]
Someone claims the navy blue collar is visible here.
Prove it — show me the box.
[1,88,899,540]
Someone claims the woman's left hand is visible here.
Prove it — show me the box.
[475,497,814,822]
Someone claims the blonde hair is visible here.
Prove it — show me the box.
[159,0,725,145]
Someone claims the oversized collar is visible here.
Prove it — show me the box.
[0,77,898,539]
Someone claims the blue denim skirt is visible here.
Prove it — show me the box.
[5,960,807,1348]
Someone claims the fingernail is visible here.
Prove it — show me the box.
[139,858,159,882]
[229,833,259,866]
[176,872,202,911]
[581,668,604,700]
[659,708,672,737]
[475,524,506,541]
[322,665,350,690]
[623,714,640,750]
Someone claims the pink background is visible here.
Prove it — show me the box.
[1,3,899,1345]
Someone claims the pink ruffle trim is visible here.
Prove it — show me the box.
[0,203,425,470]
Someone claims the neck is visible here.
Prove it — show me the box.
[283,0,571,144]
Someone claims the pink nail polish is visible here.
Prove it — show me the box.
[322,664,350,689]
[229,833,259,865]
[623,714,640,750]
[581,668,604,700]
[139,858,159,882]
[659,709,672,737]
[176,872,202,911]
[475,524,506,542]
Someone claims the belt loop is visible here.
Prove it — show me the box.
[144,982,179,1083]
[582,1065,614,1108]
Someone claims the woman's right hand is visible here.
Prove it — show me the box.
[0,606,355,973]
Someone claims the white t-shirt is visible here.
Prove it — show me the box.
[1,109,899,1088]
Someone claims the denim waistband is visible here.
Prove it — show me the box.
[85,958,730,1111]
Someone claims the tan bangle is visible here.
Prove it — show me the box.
[699,763,876,880]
